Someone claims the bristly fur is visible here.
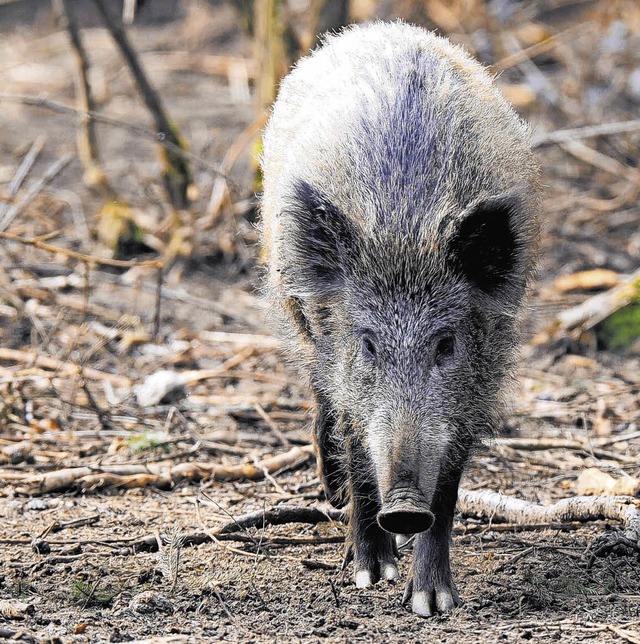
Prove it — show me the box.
[259,21,541,612]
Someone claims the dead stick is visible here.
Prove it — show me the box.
[0,348,131,388]
[0,154,73,230]
[180,346,255,385]
[153,264,163,342]
[492,23,590,73]
[219,506,344,534]
[92,0,192,209]
[0,135,45,223]
[199,330,281,349]
[491,437,638,464]
[61,0,113,195]
[0,230,161,269]
[19,445,315,494]
[205,113,267,225]
[533,118,640,148]
[254,403,291,447]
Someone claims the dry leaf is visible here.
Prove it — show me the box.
[553,269,620,293]
[120,328,151,351]
[107,436,129,456]
[28,417,60,433]
[575,467,640,496]
[501,83,537,108]
[516,23,554,46]
[594,398,613,437]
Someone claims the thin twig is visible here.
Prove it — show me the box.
[491,436,638,464]
[0,93,230,182]
[0,154,74,231]
[0,230,162,269]
[153,264,163,342]
[254,403,291,447]
[0,135,45,222]
[533,118,640,148]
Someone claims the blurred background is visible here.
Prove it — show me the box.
[1,0,638,284]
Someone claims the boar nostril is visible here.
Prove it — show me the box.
[377,505,434,535]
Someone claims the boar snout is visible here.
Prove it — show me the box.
[377,488,435,535]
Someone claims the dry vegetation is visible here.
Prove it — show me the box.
[1,0,640,642]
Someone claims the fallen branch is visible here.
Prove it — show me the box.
[129,530,344,555]
[0,627,37,644]
[458,489,640,564]
[458,489,639,528]
[218,505,344,534]
[16,445,315,494]
[533,267,640,349]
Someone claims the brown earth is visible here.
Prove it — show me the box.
[1,1,640,642]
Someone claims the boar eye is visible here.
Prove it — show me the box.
[434,335,455,367]
[360,332,377,362]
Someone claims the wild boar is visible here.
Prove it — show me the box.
[260,21,539,617]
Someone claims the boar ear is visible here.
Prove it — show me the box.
[283,180,356,293]
[447,190,526,292]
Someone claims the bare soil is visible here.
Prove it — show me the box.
[1,1,640,642]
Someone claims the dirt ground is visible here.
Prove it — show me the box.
[1,1,640,642]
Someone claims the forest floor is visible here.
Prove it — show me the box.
[1,1,639,642]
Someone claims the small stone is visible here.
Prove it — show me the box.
[134,370,187,407]
[31,539,51,555]
[26,499,50,511]
[129,590,174,615]
[0,598,35,619]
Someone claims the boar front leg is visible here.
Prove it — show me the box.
[313,392,349,507]
[347,432,399,587]
[404,469,462,617]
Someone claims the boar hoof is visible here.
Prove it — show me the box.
[354,560,399,588]
[403,578,460,617]
[382,562,400,581]
[354,567,398,588]
[355,570,374,588]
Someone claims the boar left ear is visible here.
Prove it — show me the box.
[282,180,356,294]
[447,190,526,292]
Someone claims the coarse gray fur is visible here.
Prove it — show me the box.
[260,21,540,617]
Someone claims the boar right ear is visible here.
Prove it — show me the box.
[447,190,527,293]
[282,180,356,294]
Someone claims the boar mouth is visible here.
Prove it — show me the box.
[377,488,434,535]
